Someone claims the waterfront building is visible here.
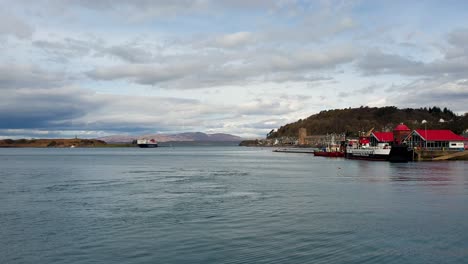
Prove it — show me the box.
[405,129,467,150]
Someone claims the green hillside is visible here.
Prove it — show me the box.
[267,106,468,138]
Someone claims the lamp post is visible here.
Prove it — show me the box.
[422,120,427,149]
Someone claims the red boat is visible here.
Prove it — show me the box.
[313,150,345,157]
[313,135,346,158]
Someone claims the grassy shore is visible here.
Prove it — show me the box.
[0,138,121,148]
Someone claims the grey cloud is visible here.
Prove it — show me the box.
[0,64,65,89]
[237,100,286,115]
[236,96,306,116]
[76,0,209,16]
[338,92,351,97]
[356,84,378,94]
[87,62,202,85]
[260,74,333,83]
[0,87,99,129]
[71,95,236,134]
[55,0,300,19]
[0,129,66,139]
[33,37,157,64]
[0,79,309,138]
[0,85,213,133]
[264,17,356,44]
[33,38,93,63]
[15,0,210,22]
[358,50,423,75]
[358,49,468,79]
[443,28,468,60]
[387,78,468,113]
[357,29,468,79]
[105,44,154,63]
[243,118,290,130]
[266,47,355,72]
[447,28,468,49]
[87,46,355,88]
[0,10,33,39]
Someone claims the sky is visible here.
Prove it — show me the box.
[1,0,468,139]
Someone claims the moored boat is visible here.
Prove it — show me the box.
[137,139,158,148]
[345,124,413,162]
[314,144,345,157]
[345,131,391,161]
[313,135,345,158]
[314,150,345,157]
[345,145,391,160]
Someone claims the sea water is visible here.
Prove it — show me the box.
[1,147,467,263]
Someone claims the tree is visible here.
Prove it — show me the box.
[266,129,275,138]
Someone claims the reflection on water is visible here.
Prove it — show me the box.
[0,147,467,264]
[387,162,465,188]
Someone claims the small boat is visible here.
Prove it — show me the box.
[313,149,345,157]
[137,139,158,148]
[274,148,316,153]
[313,134,345,158]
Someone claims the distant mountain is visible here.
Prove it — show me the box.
[97,132,243,143]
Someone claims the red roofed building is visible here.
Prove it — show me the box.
[369,124,412,146]
[393,123,411,144]
[370,132,393,146]
[406,129,467,150]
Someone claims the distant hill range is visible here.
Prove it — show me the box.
[97,132,243,143]
[267,106,468,139]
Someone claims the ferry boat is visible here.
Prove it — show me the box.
[344,124,413,162]
[137,139,158,148]
[345,137,391,161]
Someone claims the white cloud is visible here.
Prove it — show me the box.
[0,1,467,139]
[213,32,255,48]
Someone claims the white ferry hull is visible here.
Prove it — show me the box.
[137,139,158,148]
[346,148,391,161]
[137,143,158,148]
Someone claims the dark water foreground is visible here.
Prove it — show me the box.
[1,147,467,264]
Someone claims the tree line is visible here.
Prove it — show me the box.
[267,106,467,138]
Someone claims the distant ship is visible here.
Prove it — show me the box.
[137,139,158,148]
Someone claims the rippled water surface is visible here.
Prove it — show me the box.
[1,147,467,263]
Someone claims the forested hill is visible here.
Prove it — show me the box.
[267,106,468,138]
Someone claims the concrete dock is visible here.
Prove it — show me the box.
[414,150,468,161]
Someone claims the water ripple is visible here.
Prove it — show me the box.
[1,148,467,264]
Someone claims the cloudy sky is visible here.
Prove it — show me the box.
[2,0,468,139]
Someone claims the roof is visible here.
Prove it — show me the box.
[394,123,411,131]
[372,132,394,142]
[414,129,467,141]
